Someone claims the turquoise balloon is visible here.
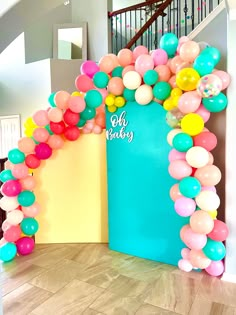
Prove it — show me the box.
[45,124,54,135]
[8,148,25,164]
[203,238,226,261]
[112,66,124,78]
[17,190,35,207]
[179,176,201,198]
[93,71,109,88]
[172,133,193,152]
[76,119,86,127]
[143,70,159,85]
[0,242,17,262]
[21,218,39,236]
[201,47,221,66]
[193,54,214,76]
[153,81,171,100]
[85,90,103,108]
[160,33,178,57]
[202,93,228,112]
[0,170,15,183]
[123,88,135,101]
[80,107,96,120]
[48,92,57,107]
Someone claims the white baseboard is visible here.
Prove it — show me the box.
[221,272,236,283]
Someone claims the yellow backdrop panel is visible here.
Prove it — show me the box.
[33,132,108,243]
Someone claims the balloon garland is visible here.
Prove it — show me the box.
[0,33,230,277]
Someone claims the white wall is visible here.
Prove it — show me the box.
[112,0,143,10]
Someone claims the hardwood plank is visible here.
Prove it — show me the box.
[136,303,181,315]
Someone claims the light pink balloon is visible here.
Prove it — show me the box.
[207,152,214,165]
[68,96,86,113]
[96,88,108,102]
[176,62,192,73]
[174,197,196,217]
[170,56,184,74]
[12,163,29,179]
[33,110,50,126]
[48,108,63,122]
[201,186,217,193]
[93,125,102,134]
[179,41,200,63]
[168,160,192,180]
[178,91,201,114]
[178,259,193,272]
[135,55,154,77]
[133,45,149,60]
[22,202,41,217]
[194,104,211,123]
[205,260,224,276]
[168,149,186,162]
[151,49,168,66]
[181,248,191,260]
[190,249,211,269]
[33,128,50,143]
[19,176,36,191]
[177,36,190,54]
[184,228,207,250]
[169,183,182,201]
[213,70,231,90]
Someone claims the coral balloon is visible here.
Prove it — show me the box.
[64,126,80,141]
[48,108,63,123]
[108,77,125,96]
[19,175,36,191]
[18,137,35,154]
[207,220,229,242]
[68,96,86,113]
[33,128,50,143]
[189,249,211,269]
[12,163,29,179]
[47,135,64,149]
[25,154,41,169]
[4,225,21,242]
[117,48,133,67]
[179,41,200,63]
[75,74,94,92]
[54,91,70,110]
[154,65,172,82]
[193,132,217,151]
[99,55,115,73]
[169,183,182,201]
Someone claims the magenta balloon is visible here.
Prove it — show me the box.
[1,180,22,197]
[35,143,52,160]
[80,60,99,79]
[16,237,35,255]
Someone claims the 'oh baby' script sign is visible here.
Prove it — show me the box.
[106,111,134,143]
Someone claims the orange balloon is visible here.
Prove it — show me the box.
[117,48,133,67]
[154,65,171,82]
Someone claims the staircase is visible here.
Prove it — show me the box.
[109,0,223,54]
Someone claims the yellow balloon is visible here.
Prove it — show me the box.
[24,117,37,129]
[171,96,180,107]
[208,210,217,219]
[105,94,115,106]
[181,113,204,136]
[114,96,126,108]
[163,98,176,111]
[71,91,83,97]
[171,87,183,97]
[107,105,117,113]
[176,68,200,91]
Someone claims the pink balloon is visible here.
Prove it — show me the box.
[194,104,211,123]
[96,88,108,102]
[16,237,35,255]
[4,225,21,242]
[168,160,192,180]
[207,219,229,242]
[170,56,184,74]
[151,49,168,66]
[122,65,135,77]
[33,110,49,126]
[181,248,191,260]
[48,108,63,123]
[93,125,103,134]
[168,149,186,162]
[205,260,224,276]
[169,183,182,201]
[135,54,154,77]
[19,176,36,191]
[189,249,211,269]
[133,45,149,60]
[178,91,201,114]
[54,91,70,110]
[213,70,231,90]
[178,259,193,272]
[22,202,41,217]
[201,185,216,193]
[179,41,200,63]
[80,60,99,78]
[184,228,207,250]
[33,128,50,143]
[207,152,214,165]
[154,65,172,82]
[4,160,15,170]
[177,36,190,54]
[47,135,64,150]
[12,164,29,179]
[75,74,94,92]
[174,197,196,217]
[1,180,22,197]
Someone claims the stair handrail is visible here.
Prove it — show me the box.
[125,0,174,49]
[108,0,165,17]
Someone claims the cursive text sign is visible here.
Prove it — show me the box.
[106,111,134,143]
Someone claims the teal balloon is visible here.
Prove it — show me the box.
[80,107,96,120]
[17,190,35,207]
[160,33,178,57]
[0,170,15,183]
[31,137,39,144]
[93,71,109,88]
[112,66,124,78]
[179,176,201,198]
[8,148,25,164]
[193,54,214,76]
[85,90,103,108]
[143,70,159,85]
[0,242,17,262]
[21,218,39,236]
[123,88,135,101]
[48,92,57,107]
[202,93,228,112]
[45,124,54,135]
[201,47,221,66]
[172,133,193,152]
[76,119,86,127]
[203,238,226,261]
[153,81,171,100]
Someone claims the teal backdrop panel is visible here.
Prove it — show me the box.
[106,101,188,266]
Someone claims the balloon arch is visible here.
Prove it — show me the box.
[0,33,230,277]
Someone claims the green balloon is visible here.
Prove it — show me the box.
[172,133,193,152]
[85,90,103,108]
[80,107,96,120]
[8,148,25,164]
[45,124,54,135]
[203,238,226,261]
[193,54,214,76]
[123,88,135,101]
[93,71,109,88]
[201,47,221,66]
[159,33,178,57]
[153,81,171,100]
[202,93,228,112]
[112,66,124,78]
[179,176,201,198]
[0,169,15,183]
[18,190,35,207]
[48,92,57,107]
[143,70,159,85]
[0,242,17,262]
[77,118,86,127]
[21,218,39,236]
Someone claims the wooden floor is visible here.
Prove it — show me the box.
[1,244,236,315]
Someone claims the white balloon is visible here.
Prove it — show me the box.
[0,196,19,211]
[135,84,153,105]
[123,71,142,90]
[7,209,24,225]
[195,190,220,211]
[186,146,209,168]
